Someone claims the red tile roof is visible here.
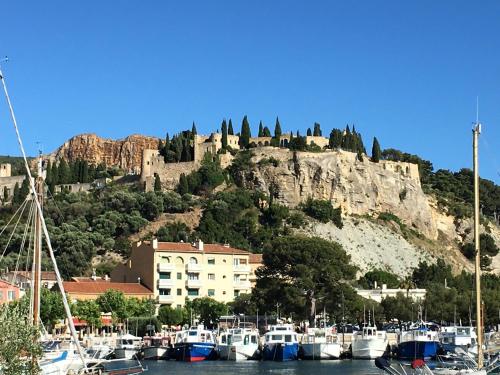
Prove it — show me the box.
[62,281,153,295]
[249,254,263,264]
[7,271,57,281]
[155,241,251,255]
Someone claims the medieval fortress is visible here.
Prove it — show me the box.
[140,132,420,192]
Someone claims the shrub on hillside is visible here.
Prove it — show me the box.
[299,197,342,228]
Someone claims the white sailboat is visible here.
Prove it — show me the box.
[0,62,146,375]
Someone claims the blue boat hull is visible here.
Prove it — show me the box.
[263,343,298,361]
[398,341,439,359]
[174,342,217,362]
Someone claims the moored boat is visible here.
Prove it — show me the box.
[173,325,217,362]
[218,327,261,361]
[114,334,142,359]
[142,335,171,360]
[351,324,388,359]
[397,323,440,360]
[262,324,299,362]
[300,327,341,360]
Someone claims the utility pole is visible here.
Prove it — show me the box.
[473,121,483,369]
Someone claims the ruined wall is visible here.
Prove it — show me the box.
[0,164,11,178]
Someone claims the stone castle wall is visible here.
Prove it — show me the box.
[0,164,11,178]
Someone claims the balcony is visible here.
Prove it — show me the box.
[157,294,175,304]
[157,279,175,288]
[233,280,251,289]
[157,263,175,272]
[186,263,202,272]
[233,264,251,273]
[186,279,203,288]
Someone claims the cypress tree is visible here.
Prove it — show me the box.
[158,139,164,156]
[258,121,264,137]
[329,129,343,149]
[263,126,271,137]
[371,137,382,163]
[2,186,8,203]
[307,128,312,136]
[58,159,70,184]
[51,163,59,185]
[191,122,197,136]
[274,117,282,138]
[12,182,20,205]
[228,119,234,135]
[45,161,52,185]
[221,119,228,149]
[154,174,162,192]
[313,122,322,136]
[82,161,89,182]
[239,115,251,148]
[19,176,29,199]
[178,173,189,195]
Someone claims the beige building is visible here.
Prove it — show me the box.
[111,240,263,307]
[356,284,426,303]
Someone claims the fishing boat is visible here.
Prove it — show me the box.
[352,324,389,359]
[218,327,261,361]
[397,322,441,360]
[262,324,299,361]
[300,327,341,360]
[141,334,171,360]
[440,326,478,354]
[115,334,142,359]
[173,325,217,362]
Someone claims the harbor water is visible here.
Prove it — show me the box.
[140,360,380,374]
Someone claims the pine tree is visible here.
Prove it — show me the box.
[371,137,382,163]
[263,126,271,137]
[191,122,197,136]
[274,117,282,138]
[178,173,189,195]
[154,174,162,192]
[258,121,264,137]
[239,115,251,148]
[313,122,322,136]
[228,119,234,135]
[221,119,228,149]
[307,128,312,136]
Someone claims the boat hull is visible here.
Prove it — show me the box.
[174,342,217,362]
[263,343,298,361]
[114,348,139,360]
[398,341,439,359]
[142,346,169,360]
[219,344,260,361]
[301,343,341,359]
[352,339,388,359]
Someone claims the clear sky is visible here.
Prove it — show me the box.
[0,1,499,183]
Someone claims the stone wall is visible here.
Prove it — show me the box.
[0,175,26,201]
[0,164,11,178]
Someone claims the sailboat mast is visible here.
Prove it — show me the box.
[473,122,483,368]
[32,154,44,327]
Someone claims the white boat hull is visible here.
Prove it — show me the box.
[301,343,341,359]
[219,344,260,361]
[142,346,169,360]
[351,338,388,359]
[114,348,139,359]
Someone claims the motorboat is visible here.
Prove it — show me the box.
[351,324,388,359]
[218,327,261,361]
[142,335,171,360]
[440,327,477,354]
[300,327,341,359]
[398,322,440,360]
[114,334,142,359]
[173,325,217,362]
[262,324,299,361]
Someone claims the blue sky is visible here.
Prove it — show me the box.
[0,1,499,183]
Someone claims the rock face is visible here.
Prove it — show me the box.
[48,133,160,173]
[240,148,438,239]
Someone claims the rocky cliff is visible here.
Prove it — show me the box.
[47,133,160,173]
[242,148,437,239]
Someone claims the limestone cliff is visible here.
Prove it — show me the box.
[240,148,437,239]
[47,133,160,173]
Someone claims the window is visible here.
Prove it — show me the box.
[187,289,199,297]
[222,291,226,295]
[208,273,215,280]
[208,289,215,297]
[7,291,14,301]
[189,257,198,264]
[159,272,171,280]
[159,289,171,296]
[175,256,184,265]
[187,273,199,280]
[0,291,3,300]
[251,336,257,344]
[285,335,292,343]
[271,335,283,341]
[234,290,240,298]
[161,256,171,262]
[177,272,182,280]
[208,258,215,265]
[233,258,240,266]
[177,289,182,296]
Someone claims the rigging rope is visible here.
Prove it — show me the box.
[0,197,30,266]
[0,64,88,368]
[10,197,35,284]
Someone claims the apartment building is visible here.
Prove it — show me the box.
[111,240,262,307]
